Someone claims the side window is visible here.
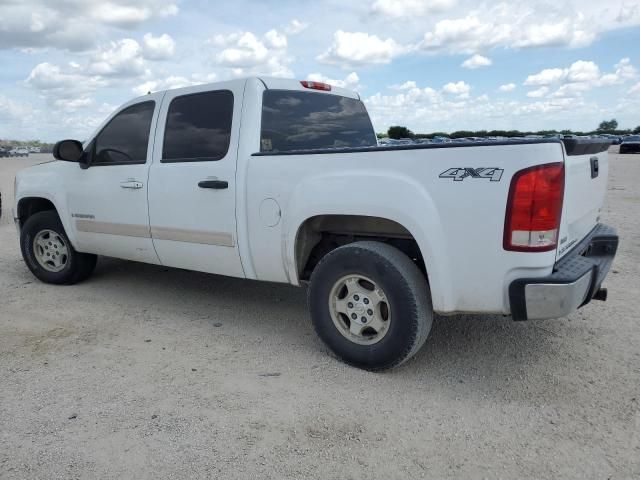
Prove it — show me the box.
[162,90,234,162]
[94,101,155,165]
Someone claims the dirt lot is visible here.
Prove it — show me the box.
[0,152,638,479]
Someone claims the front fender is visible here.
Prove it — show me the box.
[283,169,452,312]
[14,164,78,249]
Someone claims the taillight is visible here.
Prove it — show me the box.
[504,162,564,252]
[300,80,332,91]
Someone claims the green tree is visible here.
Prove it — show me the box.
[633,126,640,134]
[387,126,414,139]
[597,119,618,132]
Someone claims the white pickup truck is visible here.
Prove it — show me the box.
[10,77,618,370]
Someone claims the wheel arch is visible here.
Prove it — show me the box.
[17,196,58,227]
[294,214,422,278]
[16,195,78,249]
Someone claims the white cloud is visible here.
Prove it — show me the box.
[566,60,600,83]
[306,72,361,90]
[26,62,106,99]
[264,29,287,49]
[52,97,94,112]
[600,58,637,86]
[213,30,292,78]
[90,3,153,27]
[88,38,147,77]
[524,68,566,86]
[499,83,516,92]
[284,19,308,35]
[142,33,175,60]
[416,2,632,55]
[629,82,640,95]
[442,81,471,97]
[524,58,638,98]
[461,54,492,69]
[390,81,418,90]
[216,32,269,66]
[317,31,409,68]
[371,0,457,17]
[526,86,549,98]
[0,96,39,138]
[363,79,603,136]
[0,1,179,51]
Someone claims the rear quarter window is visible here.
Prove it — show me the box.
[260,90,377,153]
[162,90,233,162]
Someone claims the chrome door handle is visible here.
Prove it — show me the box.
[120,180,143,189]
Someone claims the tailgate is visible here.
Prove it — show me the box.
[556,139,610,259]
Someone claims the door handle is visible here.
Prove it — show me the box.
[198,180,228,189]
[120,180,143,189]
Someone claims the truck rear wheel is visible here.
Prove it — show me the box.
[20,211,97,285]
[308,241,432,370]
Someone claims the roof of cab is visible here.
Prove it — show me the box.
[133,76,361,103]
[258,77,360,99]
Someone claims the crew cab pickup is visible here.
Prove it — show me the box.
[11,77,618,370]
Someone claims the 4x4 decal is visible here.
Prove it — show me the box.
[439,167,504,182]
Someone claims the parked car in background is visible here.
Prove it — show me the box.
[29,146,41,153]
[0,146,9,157]
[619,135,640,154]
[10,148,29,157]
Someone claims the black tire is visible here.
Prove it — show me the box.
[308,241,432,371]
[20,210,97,285]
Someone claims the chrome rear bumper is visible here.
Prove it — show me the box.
[509,224,618,321]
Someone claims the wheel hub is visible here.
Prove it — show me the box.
[32,229,69,273]
[328,274,391,345]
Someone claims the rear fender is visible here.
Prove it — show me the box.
[284,170,452,312]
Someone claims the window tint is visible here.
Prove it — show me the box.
[260,90,377,153]
[94,101,155,165]
[162,90,234,162]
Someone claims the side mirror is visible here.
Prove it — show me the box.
[53,139,84,162]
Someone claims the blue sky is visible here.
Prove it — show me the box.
[1,0,639,141]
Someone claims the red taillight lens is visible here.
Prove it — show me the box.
[504,162,564,252]
[300,80,332,91]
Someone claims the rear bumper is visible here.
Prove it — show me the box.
[509,223,618,320]
[620,144,640,153]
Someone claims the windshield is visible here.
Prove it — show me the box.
[260,90,377,152]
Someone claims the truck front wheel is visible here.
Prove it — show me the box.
[308,241,432,370]
[20,211,97,285]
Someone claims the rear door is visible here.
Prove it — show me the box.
[556,140,610,258]
[147,82,245,277]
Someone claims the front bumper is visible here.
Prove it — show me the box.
[509,223,618,320]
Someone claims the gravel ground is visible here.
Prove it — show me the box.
[1,152,638,479]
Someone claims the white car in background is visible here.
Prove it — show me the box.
[10,148,29,157]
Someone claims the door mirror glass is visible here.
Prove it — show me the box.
[53,139,83,162]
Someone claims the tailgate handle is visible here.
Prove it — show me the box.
[590,157,599,179]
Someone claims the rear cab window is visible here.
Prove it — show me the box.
[260,90,377,153]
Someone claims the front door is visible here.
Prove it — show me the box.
[147,82,244,277]
[66,96,162,264]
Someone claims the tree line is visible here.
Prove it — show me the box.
[383,120,640,139]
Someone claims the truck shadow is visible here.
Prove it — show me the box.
[92,257,574,396]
